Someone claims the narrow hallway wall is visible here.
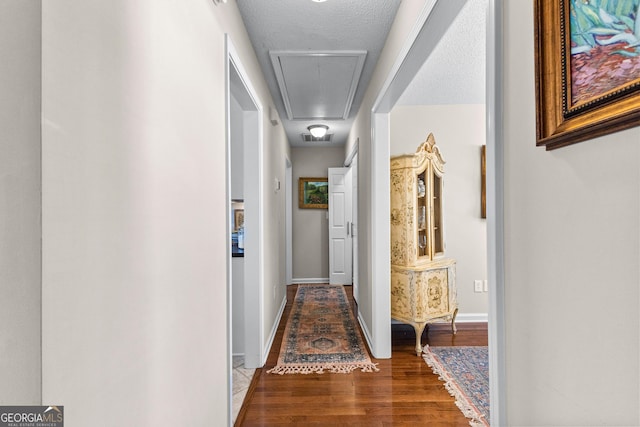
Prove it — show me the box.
[0,0,42,405]
[41,1,290,424]
[503,1,639,424]
[42,1,241,424]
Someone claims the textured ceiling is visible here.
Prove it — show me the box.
[397,0,487,106]
[237,0,486,147]
[237,0,401,147]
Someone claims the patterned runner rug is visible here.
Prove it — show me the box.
[267,284,379,375]
[423,346,490,427]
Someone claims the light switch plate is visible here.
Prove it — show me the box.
[474,280,483,293]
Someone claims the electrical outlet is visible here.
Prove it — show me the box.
[483,280,488,292]
[474,280,483,293]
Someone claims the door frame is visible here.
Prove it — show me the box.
[225,34,265,425]
[486,2,505,424]
[285,158,293,286]
[344,143,359,302]
[369,0,505,424]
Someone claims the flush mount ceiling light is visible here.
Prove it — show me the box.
[311,0,328,2]
[308,125,329,138]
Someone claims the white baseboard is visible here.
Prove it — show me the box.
[262,294,287,366]
[291,278,329,284]
[391,313,488,324]
[357,311,376,356]
[456,313,488,323]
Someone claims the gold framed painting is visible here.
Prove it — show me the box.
[535,0,640,150]
[234,209,244,231]
[298,177,328,209]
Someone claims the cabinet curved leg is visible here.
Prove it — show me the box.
[451,308,458,335]
[413,322,427,356]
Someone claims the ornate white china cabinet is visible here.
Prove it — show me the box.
[390,133,458,356]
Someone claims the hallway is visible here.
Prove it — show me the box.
[5,1,640,425]
[235,285,487,426]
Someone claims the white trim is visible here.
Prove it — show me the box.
[349,153,359,304]
[224,37,234,427]
[291,278,330,285]
[261,294,287,366]
[344,137,359,167]
[457,313,489,323]
[486,0,505,425]
[226,32,265,396]
[370,113,391,359]
[357,311,375,356]
[285,158,293,285]
[390,313,488,325]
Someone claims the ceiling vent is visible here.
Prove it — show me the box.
[270,50,367,120]
[301,133,333,143]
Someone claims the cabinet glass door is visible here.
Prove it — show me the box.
[417,171,428,258]
[432,172,443,256]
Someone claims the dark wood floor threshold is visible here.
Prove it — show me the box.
[235,284,488,426]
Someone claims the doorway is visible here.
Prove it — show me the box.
[226,35,265,424]
[285,159,292,285]
[345,148,359,302]
[369,0,504,424]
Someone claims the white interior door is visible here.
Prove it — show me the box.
[328,167,352,285]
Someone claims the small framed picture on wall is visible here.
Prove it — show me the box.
[298,177,328,209]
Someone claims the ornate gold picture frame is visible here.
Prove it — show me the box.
[233,209,244,231]
[535,0,640,150]
[298,177,328,209]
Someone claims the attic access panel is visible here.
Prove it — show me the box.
[270,50,367,120]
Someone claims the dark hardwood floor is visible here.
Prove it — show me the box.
[235,285,488,426]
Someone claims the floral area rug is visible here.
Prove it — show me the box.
[423,346,489,426]
[267,284,379,375]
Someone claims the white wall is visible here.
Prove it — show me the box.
[41,0,288,425]
[291,146,346,281]
[390,104,488,315]
[503,1,639,425]
[345,0,432,354]
[261,106,290,361]
[42,1,228,424]
[0,0,41,405]
[347,1,639,422]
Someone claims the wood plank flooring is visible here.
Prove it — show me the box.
[235,285,488,426]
